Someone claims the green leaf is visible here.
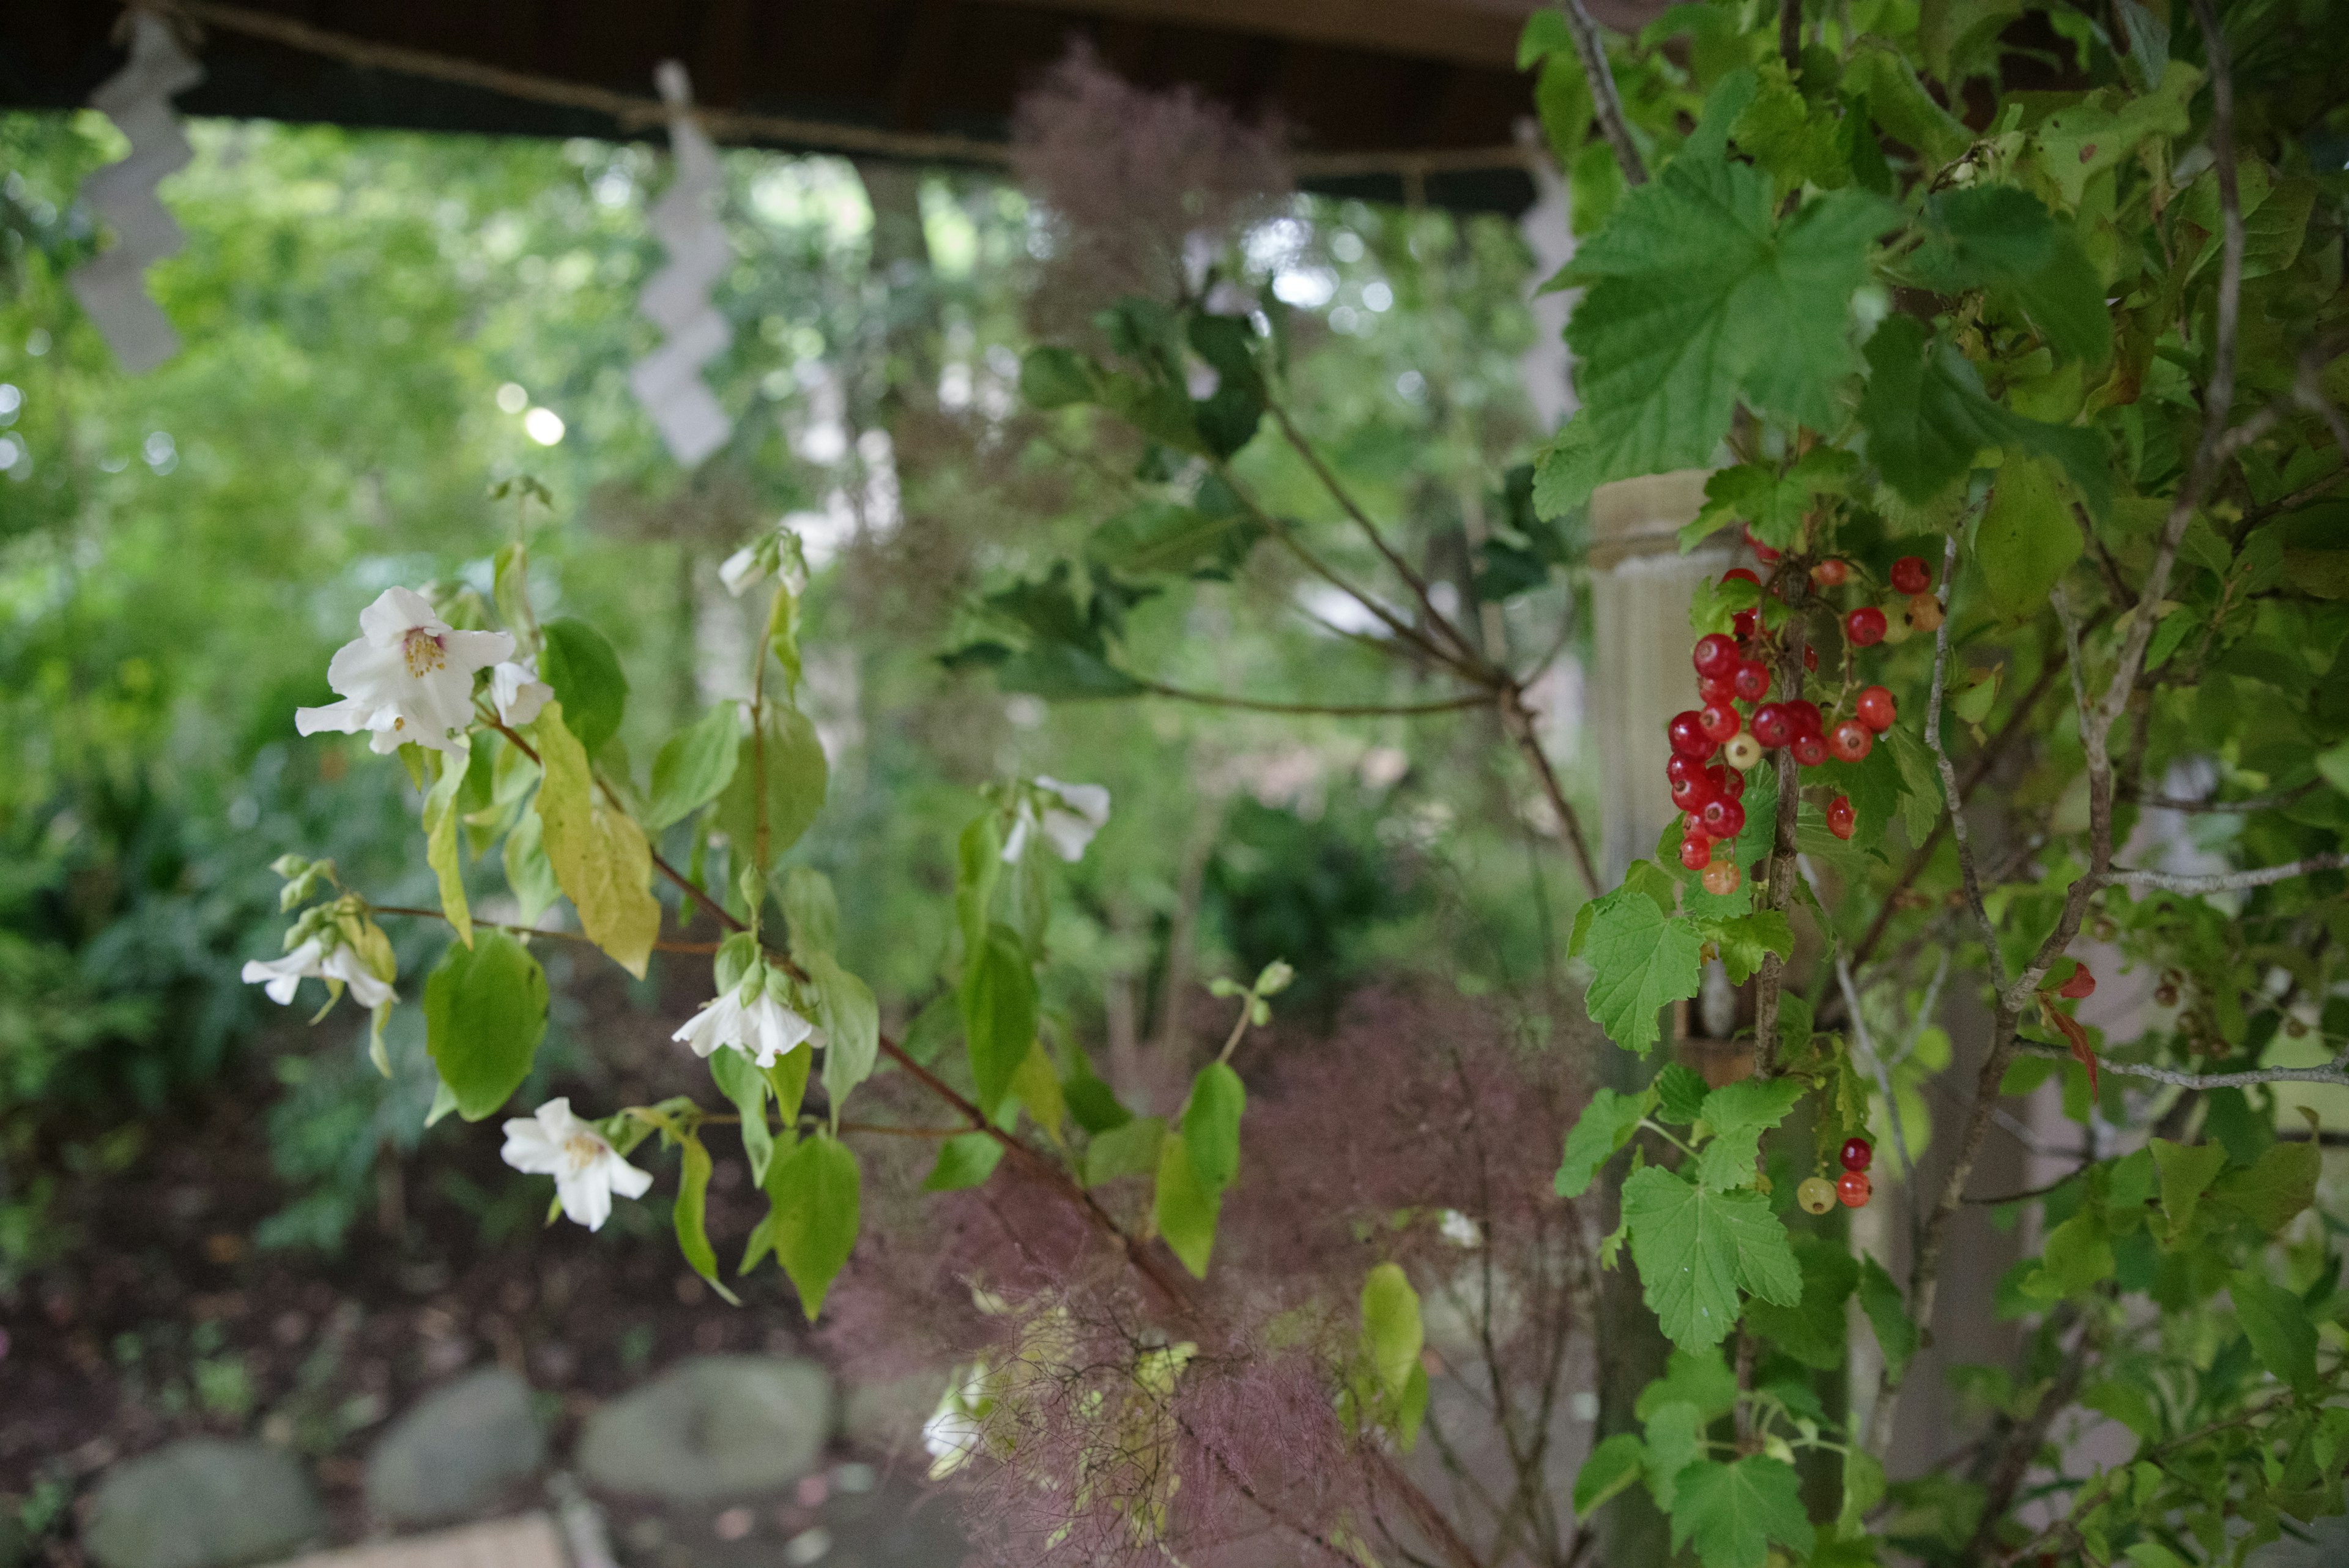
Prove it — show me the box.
[1009,1038,1066,1142]
[502,804,560,926]
[1839,1446,1888,1534]
[1642,1400,1707,1510]
[1085,1115,1166,1187]
[1579,885,1706,1057]
[1062,1047,1132,1135]
[1540,80,1893,511]
[645,704,741,831]
[674,1135,741,1307]
[1088,497,1260,579]
[1516,7,1573,69]
[538,617,629,758]
[529,704,658,978]
[2149,1138,2228,1232]
[1690,910,1795,987]
[1693,1076,1806,1192]
[708,1045,773,1186]
[923,1132,1005,1192]
[1573,1432,1649,1520]
[1360,1261,1424,1402]
[1181,1060,1246,1195]
[1742,1236,1858,1369]
[767,1048,811,1133]
[2208,1139,2319,1233]
[1910,185,2112,364]
[1636,1348,1740,1424]
[1857,1254,1918,1381]
[1667,1456,1814,1568]
[779,866,840,960]
[1154,1130,1220,1277]
[1620,1165,1802,1350]
[808,951,880,1114]
[763,1133,860,1318]
[2031,64,2200,207]
[423,739,473,949]
[1973,456,2082,620]
[711,702,828,869]
[1020,346,1100,409]
[954,812,1002,954]
[491,540,534,637]
[1859,316,2110,513]
[1556,1085,1656,1198]
[1887,723,1943,844]
[1844,39,1972,165]
[2229,1270,2319,1393]
[1655,1063,1712,1124]
[421,930,548,1120]
[960,923,1037,1119]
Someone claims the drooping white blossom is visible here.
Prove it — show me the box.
[672,976,815,1068]
[1438,1209,1483,1249]
[1001,775,1111,864]
[499,1097,654,1232]
[240,938,396,1009]
[488,656,552,727]
[295,586,514,757]
[719,543,766,597]
[922,1364,993,1481]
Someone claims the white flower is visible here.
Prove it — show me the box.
[719,544,766,596]
[240,938,396,1009]
[499,1097,653,1232]
[488,656,552,727]
[1438,1209,1482,1249]
[672,979,814,1068]
[922,1364,992,1480]
[295,586,514,757]
[1001,775,1111,864]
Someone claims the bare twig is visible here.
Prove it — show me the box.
[1777,0,1803,70]
[1497,683,1604,896]
[1923,533,2005,987]
[1555,1,1649,186]
[2102,853,2349,893]
[2011,1041,2349,1090]
[1139,678,1494,719]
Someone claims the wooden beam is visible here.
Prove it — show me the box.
[1012,0,1531,70]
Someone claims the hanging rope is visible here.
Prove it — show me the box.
[144,0,1537,181]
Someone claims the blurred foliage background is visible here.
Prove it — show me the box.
[0,106,1589,1279]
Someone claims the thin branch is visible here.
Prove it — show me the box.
[1138,679,1494,719]
[1923,532,2005,988]
[1556,1,1649,186]
[1497,683,1603,897]
[2102,853,2348,893]
[365,903,720,956]
[2011,1041,2349,1090]
[1751,560,1811,1079]
[2121,781,2317,814]
[1776,0,1802,70]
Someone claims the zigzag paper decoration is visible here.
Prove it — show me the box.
[628,61,733,467]
[69,12,204,374]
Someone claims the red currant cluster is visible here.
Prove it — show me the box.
[1668,551,1939,884]
[1796,1137,1874,1214]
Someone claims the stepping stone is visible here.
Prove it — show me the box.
[264,1514,566,1568]
[86,1438,325,1568]
[579,1354,834,1503]
[364,1367,544,1527]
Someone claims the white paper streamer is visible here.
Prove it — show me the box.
[69,13,204,374]
[628,61,733,467]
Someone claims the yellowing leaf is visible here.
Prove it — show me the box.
[530,703,659,978]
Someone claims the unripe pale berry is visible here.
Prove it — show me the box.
[1701,859,1741,896]
[1907,593,1944,633]
[1797,1176,1837,1216]
[1723,732,1764,771]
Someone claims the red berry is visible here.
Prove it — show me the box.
[1751,704,1794,748]
[1732,609,1760,639]
[1668,711,1715,760]
[1855,685,1896,732]
[1722,568,1761,589]
[1812,558,1849,587]
[1713,765,1745,800]
[1679,831,1714,871]
[1828,719,1874,762]
[1890,555,1931,595]
[1669,769,1715,812]
[1827,795,1855,839]
[1698,673,1738,705]
[1792,732,1828,768]
[1701,859,1742,896]
[1698,702,1742,743]
[1803,645,1818,672]
[1693,633,1740,680]
[2058,964,2096,1000]
[1742,526,1781,566]
[1666,754,1701,788]
[1837,1170,1872,1208]
[1841,1137,1873,1172]
[1732,660,1772,703]
[1701,797,1746,838]
[1846,606,1888,647]
[1786,700,1823,735]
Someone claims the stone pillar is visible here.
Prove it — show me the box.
[1587,470,1729,882]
